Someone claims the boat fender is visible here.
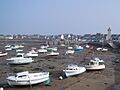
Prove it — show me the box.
[59,76,63,80]
[44,79,51,86]
[0,87,4,90]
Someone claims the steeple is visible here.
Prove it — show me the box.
[108,27,111,32]
[106,27,117,48]
[106,27,112,41]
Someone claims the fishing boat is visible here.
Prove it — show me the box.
[16,49,23,52]
[17,45,24,48]
[96,47,102,51]
[5,45,24,51]
[7,71,50,86]
[6,53,34,65]
[0,52,8,57]
[66,50,74,54]
[5,45,11,48]
[37,48,47,53]
[85,57,105,70]
[74,45,84,51]
[40,45,49,49]
[25,50,38,57]
[102,48,108,52]
[10,45,20,50]
[47,51,59,56]
[47,47,58,52]
[66,47,74,54]
[63,64,86,77]
[60,44,65,47]
[85,44,90,49]
[5,48,12,51]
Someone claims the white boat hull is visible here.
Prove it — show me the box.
[47,47,58,51]
[7,77,49,85]
[47,52,59,56]
[7,72,49,86]
[85,65,105,70]
[66,50,74,54]
[8,59,34,65]
[7,57,34,65]
[63,67,86,77]
[5,48,12,51]
[38,49,47,53]
[16,49,23,52]
[5,45,11,48]
[0,53,8,57]
[25,54,38,57]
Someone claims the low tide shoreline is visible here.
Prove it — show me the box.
[0,41,120,90]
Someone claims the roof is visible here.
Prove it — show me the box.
[17,71,29,76]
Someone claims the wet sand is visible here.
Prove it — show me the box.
[0,41,120,90]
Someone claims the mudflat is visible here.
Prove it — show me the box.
[0,40,119,90]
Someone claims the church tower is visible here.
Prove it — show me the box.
[106,27,112,41]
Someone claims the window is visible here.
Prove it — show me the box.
[99,62,104,65]
[18,75,27,78]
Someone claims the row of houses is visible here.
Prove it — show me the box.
[0,33,120,42]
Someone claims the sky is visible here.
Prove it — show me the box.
[0,0,120,35]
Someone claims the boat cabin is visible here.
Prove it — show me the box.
[89,57,104,65]
[16,53,24,57]
[65,64,79,70]
[15,71,29,78]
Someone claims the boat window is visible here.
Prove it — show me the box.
[17,55,22,57]
[90,62,94,65]
[68,69,73,70]
[99,62,104,65]
[18,75,27,78]
[15,74,17,77]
